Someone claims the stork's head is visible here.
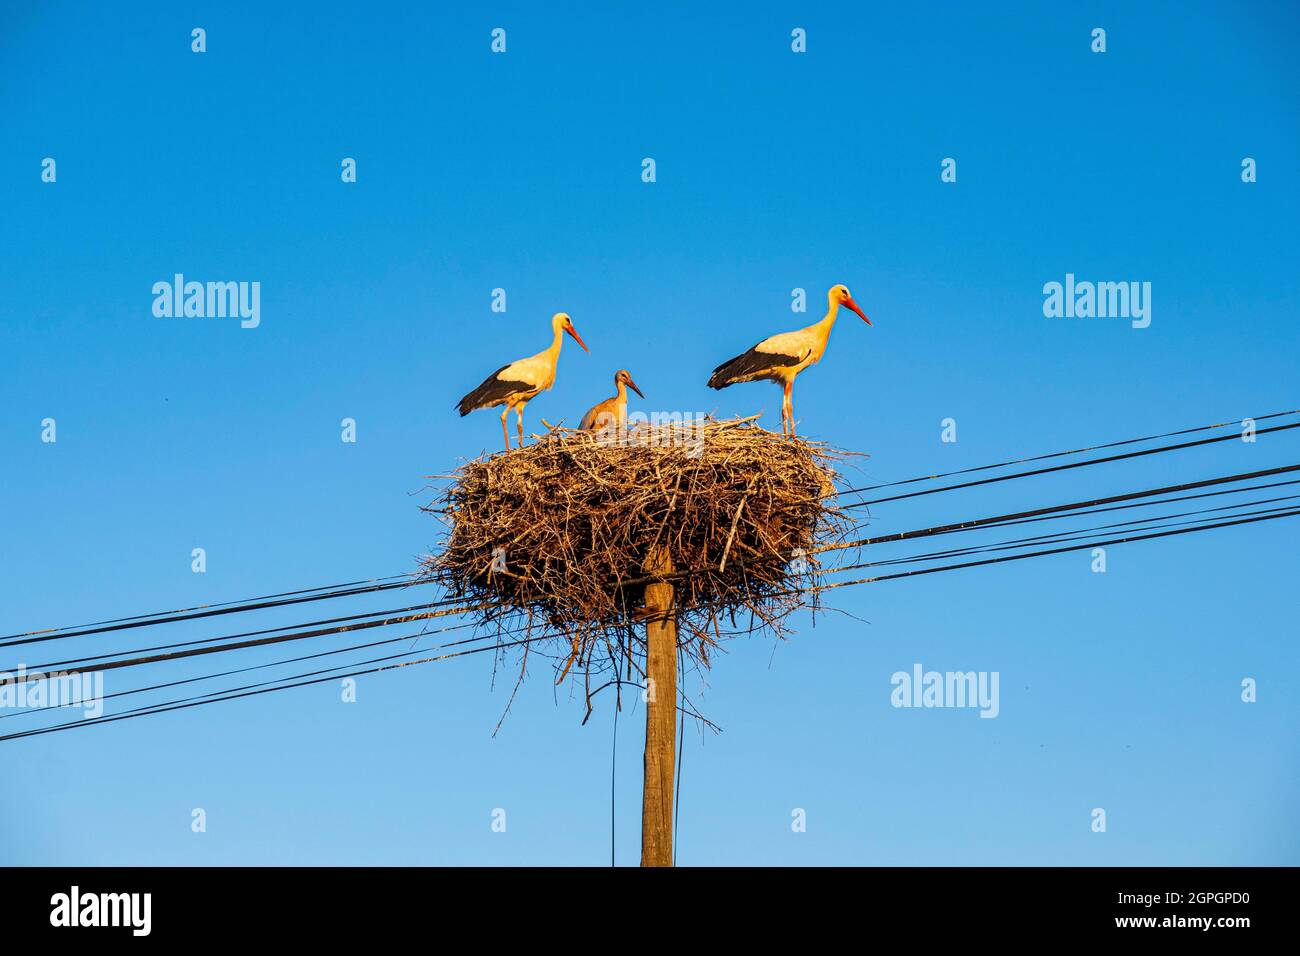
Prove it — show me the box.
[829,284,871,325]
[553,312,589,352]
[615,369,644,398]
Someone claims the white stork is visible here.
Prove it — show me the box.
[706,284,870,436]
[456,311,589,451]
[579,369,644,433]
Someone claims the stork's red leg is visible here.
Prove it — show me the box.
[516,406,525,448]
[500,407,511,451]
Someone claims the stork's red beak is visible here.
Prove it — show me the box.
[845,296,871,326]
[566,324,590,352]
[626,376,644,399]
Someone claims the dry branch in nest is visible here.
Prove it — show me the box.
[420,417,853,713]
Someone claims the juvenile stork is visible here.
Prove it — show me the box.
[706,284,870,436]
[456,311,589,451]
[579,369,644,433]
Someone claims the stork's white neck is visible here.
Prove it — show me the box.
[811,299,841,349]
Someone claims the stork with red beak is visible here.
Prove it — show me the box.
[706,284,870,437]
[456,311,589,451]
[579,369,645,434]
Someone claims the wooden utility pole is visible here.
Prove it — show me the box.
[641,544,677,867]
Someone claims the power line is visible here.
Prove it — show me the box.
[602,465,1300,592]
[0,577,438,649]
[0,602,483,686]
[832,408,1298,498]
[11,408,1296,657]
[12,409,1291,648]
[891,476,1300,538]
[0,633,549,744]
[23,623,532,728]
[0,572,415,642]
[13,416,1296,652]
[814,507,1300,590]
[818,464,1300,553]
[610,688,619,867]
[11,479,1279,695]
[840,422,1299,508]
[19,599,459,672]
[7,417,1296,724]
[829,498,1300,573]
[6,506,1294,745]
[11,468,1292,687]
[0,619,491,721]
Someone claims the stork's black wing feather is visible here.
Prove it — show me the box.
[456,366,531,416]
[707,346,804,389]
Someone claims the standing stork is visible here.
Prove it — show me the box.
[456,311,589,451]
[706,284,870,436]
[579,369,644,433]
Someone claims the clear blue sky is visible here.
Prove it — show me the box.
[1,1,1297,865]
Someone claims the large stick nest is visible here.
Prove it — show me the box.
[421,417,851,709]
